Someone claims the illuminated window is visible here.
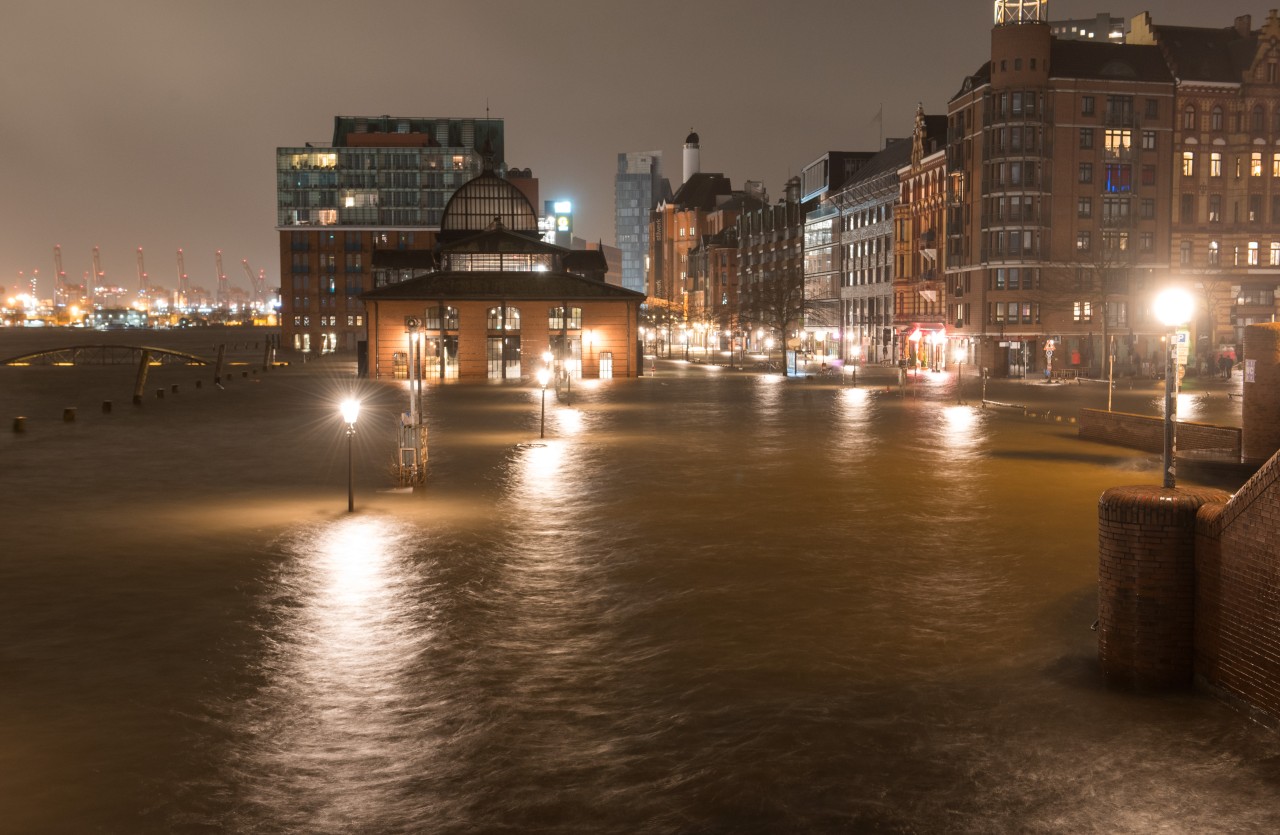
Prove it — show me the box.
[1271,242,1280,266]
[1273,153,1280,177]
[1182,151,1195,176]
[1105,129,1131,154]
[1210,152,1222,177]
[1208,241,1220,265]
[1103,164,1131,192]
[1248,242,1260,265]
[1252,152,1263,176]
[486,306,521,331]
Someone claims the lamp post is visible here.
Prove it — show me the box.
[1154,288,1194,488]
[536,367,550,438]
[340,398,360,512]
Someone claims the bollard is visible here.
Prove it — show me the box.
[171,384,179,394]
[102,400,112,414]
[242,370,249,378]
[196,380,203,389]
[13,416,26,433]
[156,388,165,399]
[63,407,76,422]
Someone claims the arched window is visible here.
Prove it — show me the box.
[487,306,520,331]
[1211,105,1224,131]
[1253,104,1266,133]
[1182,105,1196,130]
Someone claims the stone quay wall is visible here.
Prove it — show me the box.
[1079,409,1241,457]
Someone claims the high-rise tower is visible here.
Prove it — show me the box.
[615,151,670,295]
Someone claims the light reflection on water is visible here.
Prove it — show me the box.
[11,365,1271,833]
[237,516,444,831]
[213,376,1277,833]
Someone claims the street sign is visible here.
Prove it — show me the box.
[1174,329,1190,366]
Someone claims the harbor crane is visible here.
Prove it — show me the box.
[53,244,68,306]
[215,250,229,306]
[176,249,189,300]
[242,259,267,304]
[136,247,148,297]
[91,246,105,307]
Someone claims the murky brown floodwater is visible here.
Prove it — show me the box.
[1,331,1275,833]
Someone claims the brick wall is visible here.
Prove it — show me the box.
[1195,451,1280,720]
[1098,485,1229,689]
[1079,408,1241,457]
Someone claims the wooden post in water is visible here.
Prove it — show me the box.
[214,344,226,385]
[133,350,152,405]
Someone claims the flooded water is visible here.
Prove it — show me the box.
[1,338,1276,833]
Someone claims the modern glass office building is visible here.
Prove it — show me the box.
[275,116,507,353]
[615,151,669,295]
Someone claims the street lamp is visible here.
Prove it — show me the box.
[1154,287,1194,488]
[340,398,360,512]
[536,367,550,438]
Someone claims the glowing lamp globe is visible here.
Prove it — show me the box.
[340,399,361,425]
[1154,288,1194,327]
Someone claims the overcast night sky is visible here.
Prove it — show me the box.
[1,0,1261,299]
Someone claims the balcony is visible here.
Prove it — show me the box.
[1103,111,1138,129]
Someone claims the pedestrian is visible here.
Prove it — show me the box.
[1218,354,1230,379]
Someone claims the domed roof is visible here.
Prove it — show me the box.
[441,171,538,235]
[685,129,700,145]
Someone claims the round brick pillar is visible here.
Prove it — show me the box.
[1242,322,1280,464]
[1097,485,1229,690]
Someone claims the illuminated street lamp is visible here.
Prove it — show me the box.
[536,367,551,438]
[340,398,360,512]
[907,328,922,375]
[1155,288,1194,488]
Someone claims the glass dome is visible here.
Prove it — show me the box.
[441,171,538,234]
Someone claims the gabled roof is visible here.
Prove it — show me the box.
[442,225,559,254]
[362,270,644,302]
[668,172,733,211]
[561,249,608,274]
[1049,40,1172,83]
[1150,24,1254,83]
[951,62,992,102]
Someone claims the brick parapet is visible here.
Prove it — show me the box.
[1097,485,1230,690]
[1192,447,1280,720]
